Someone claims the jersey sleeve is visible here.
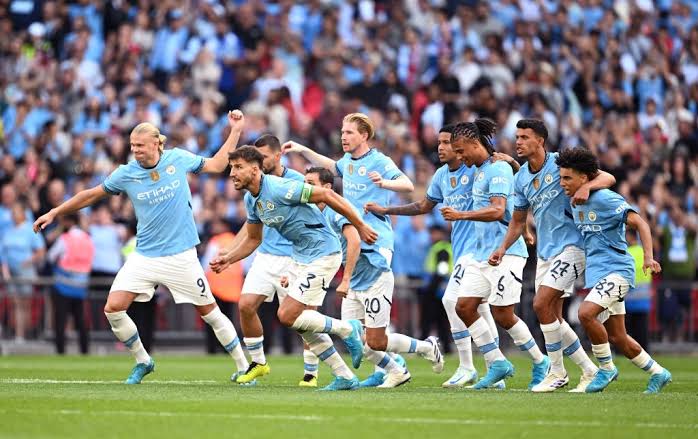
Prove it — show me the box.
[426,168,443,203]
[244,193,261,224]
[513,172,530,210]
[378,154,404,180]
[174,148,206,174]
[102,165,128,195]
[324,207,350,235]
[488,162,513,198]
[605,191,637,224]
[273,178,314,205]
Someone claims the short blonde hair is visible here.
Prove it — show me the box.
[131,122,167,152]
[342,113,375,140]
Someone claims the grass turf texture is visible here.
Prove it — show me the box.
[1,354,696,439]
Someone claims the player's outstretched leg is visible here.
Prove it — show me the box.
[467,317,515,389]
[299,347,319,387]
[105,309,155,384]
[579,304,618,393]
[360,344,410,388]
[290,310,364,368]
[442,296,477,387]
[605,316,672,394]
[478,303,505,389]
[559,320,599,393]
[104,291,155,384]
[198,305,254,385]
[301,332,359,391]
[501,314,549,390]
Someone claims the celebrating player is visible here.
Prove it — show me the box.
[210,146,376,391]
[227,134,311,386]
[282,113,444,386]
[33,111,251,384]
[557,148,672,394]
[489,119,614,392]
[447,119,548,390]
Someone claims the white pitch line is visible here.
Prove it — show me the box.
[0,378,218,385]
[0,408,696,430]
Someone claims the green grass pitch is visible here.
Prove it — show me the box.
[1,354,696,438]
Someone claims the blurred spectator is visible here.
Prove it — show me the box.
[47,213,94,354]
[202,218,243,354]
[0,202,45,342]
[658,203,697,342]
[625,231,653,351]
[419,224,451,350]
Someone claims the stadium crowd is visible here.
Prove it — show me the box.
[0,0,696,349]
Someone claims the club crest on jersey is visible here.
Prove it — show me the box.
[150,171,160,182]
[461,175,469,185]
[544,174,553,184]
[476,172,484,181]
[533,178,540,190]
[266,201,275,211]
[578,211,585,222]
[450,177,457,188]
[348,164,354,175]
[358,166,367,176]
[166,165,176,175]
[588,211,597,222]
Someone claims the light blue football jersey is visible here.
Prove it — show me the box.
[514,152,584,260]
[102,148,204,257]
[426,163,477,260]
[244,175,341,264]
[571,189,636,288]
[322,205,389,291]
[471,158,528,262]
[335,149,402,259]
[257,167,304,257]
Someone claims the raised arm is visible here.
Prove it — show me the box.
[200,110,244,174]
[336,224,361,298]
[572,170,616,206]
[307,187,377,244]
[626,211,662,275]
[209,222,263,273]
[489,209,528,265]
[281,141,337,173]
[33,185,109,232]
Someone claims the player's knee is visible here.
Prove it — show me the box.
[276,308,296,327]
[577,307,596,327]
[366,333,387,351]
[532,295,547,317]
[239,299,257,318]
[103,302,124,314]
[455,300,471,320]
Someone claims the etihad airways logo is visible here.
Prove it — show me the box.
[136,179,181,203]
[530,189,560,209]
[344,181,368,191]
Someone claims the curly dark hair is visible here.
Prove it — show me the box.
[555,147,599,178]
